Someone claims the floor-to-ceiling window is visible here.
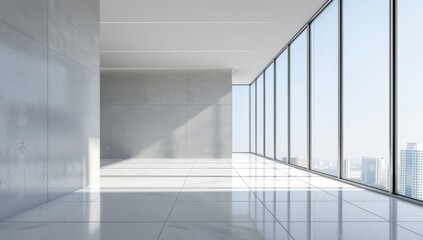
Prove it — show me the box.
[246,0,423,203]
[310,0,339,176]
[256,74,264,156]
[250,82,256,153]
[289,30,308,168]
[276,51,289,163]
[232,85,250,152]
[265,63,275,159]
[342,0,390,190]
[397,0,423,200]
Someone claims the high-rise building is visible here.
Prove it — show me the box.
[399,143,423,199]
[361,157,388,188]
[343,158,350,179]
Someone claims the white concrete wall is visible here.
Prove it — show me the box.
[100,69,232,158]
[0,0,100,220]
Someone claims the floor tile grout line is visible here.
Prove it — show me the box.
[256,156,420,235]
[284,166,394,223]
[395,224,423,238]
[327,194,423,237]
[227,156,297,240]
[90,195,101,202]
[7,155,423,238]
[155,159,197,240]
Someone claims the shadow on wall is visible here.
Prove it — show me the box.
[100,69,232,159]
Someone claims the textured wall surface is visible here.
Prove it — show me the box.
[101,69,232,158]
[0,0,100,220]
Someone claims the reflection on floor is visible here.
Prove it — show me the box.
[1,153,423,240]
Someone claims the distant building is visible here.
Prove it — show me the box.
[349,168,361,181]
[399,143,423,200]
[361,156,388,187]
[343,159,350,179]
[290,156,307,168]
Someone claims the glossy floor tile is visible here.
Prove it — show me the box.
[0,222,164,240]
[7,201,174,222]
[159,222,294,240]
[100,168,192,177]
[1,154,423,240]
[183,176,249,189]
[188,168,240,176]
[178,189,257,202]
[280,221,423,240]
[264,200,386,222]
[96,191,179,202]
[168,201,277,221]
[192,162,233,169]
[100,176,187,188]
[254,189,339,202]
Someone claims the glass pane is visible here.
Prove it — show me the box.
[256,74,264,156]
[265,63,275,158]
[232,85,250,152]
[397,0,423,200]
[290,30,308,168]
[276,51,289,162]
[310,0,339,176]
[250,82,256,153]
[342,0,390,190]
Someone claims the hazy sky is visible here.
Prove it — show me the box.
[265,63,275,158]
[343,0,390,163]
[310,0,339,169]
[232,85,249,152]
[237,0,422,166]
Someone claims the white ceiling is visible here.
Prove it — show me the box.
[100,0,328,84]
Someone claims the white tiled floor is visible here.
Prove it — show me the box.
[2,153,423,240]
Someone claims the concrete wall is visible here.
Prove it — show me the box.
[0,0,100,220]
[101,69,232,158]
